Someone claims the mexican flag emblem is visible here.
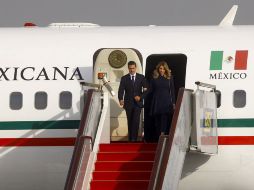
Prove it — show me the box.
[210,50,248,70]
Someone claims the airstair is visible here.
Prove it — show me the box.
[64,81,219,190]
[90,143,156,190]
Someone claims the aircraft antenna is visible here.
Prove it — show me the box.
[219,5,238,26]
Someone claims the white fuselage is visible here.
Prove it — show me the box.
[0,25,253,189]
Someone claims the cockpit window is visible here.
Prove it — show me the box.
[233,90,246,108]
[10,92,23,110]
[35,92,48,110]
[59,91,72,109]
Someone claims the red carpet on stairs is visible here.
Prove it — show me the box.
[90,143,157,190]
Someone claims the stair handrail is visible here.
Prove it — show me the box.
[76,89,95,138]
[77,89,102,144]
[195,81,216,90]
[65,89,102,190]
[65,136,92,190]
[148,88,185,190]
[148,135,169,190]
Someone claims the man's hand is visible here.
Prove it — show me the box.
[119,100,124,107]
[134,96,141,102]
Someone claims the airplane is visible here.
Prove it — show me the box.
[0,4,253,190]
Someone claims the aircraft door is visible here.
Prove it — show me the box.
[93,49,142,141]
[144,54,187,142]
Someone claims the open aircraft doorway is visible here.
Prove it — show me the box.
[93,48,143,141]
[144,54,187,142]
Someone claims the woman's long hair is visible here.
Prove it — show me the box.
[153,61,172,79]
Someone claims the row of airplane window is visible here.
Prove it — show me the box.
[8,89,246,110]
[10,91,72,110]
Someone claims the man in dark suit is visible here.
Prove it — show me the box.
[118,61,148,141]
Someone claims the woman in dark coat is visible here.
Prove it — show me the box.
[149,61,175,141]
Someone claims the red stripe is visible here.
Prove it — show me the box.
[234,50,248,70]
[0,136,253,146]
[0,138,76,146]
[218,136,254,145]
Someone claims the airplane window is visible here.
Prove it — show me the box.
[10,92,23,110]
[233,90,246,108]
[59,91,72,109]
[35,92,47,110]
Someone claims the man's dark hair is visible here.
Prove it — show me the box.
[128,61,136,67]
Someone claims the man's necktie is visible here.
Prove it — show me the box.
[131,75,135,86]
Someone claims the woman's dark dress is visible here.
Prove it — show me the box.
[150,75,175,139]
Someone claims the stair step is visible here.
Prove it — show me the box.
[95,161,154,171]
[99,143,157,152]
[90,180,149,190]
[97,152,155,161]
[90,143,156,190]
[92,171,151,180]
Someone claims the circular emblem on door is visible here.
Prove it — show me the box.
[108,50,127,68]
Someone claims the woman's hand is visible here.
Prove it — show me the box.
[134,96,141,102]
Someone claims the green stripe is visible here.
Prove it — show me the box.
[218,119,254,127]
[0,120,80,130]
[210,51,223,70]
[0,119,253,130]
